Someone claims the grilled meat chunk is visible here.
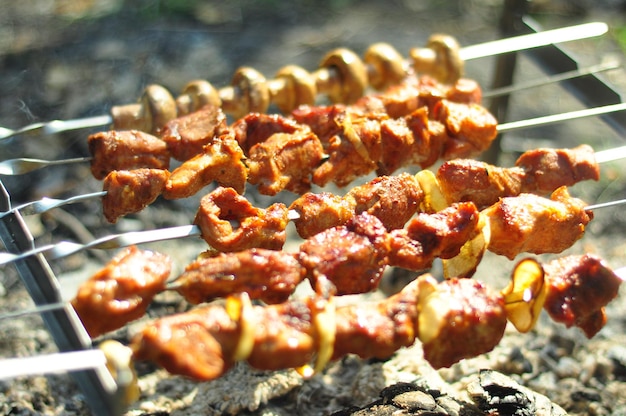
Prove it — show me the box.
[437,159,525,209]
[102,168,170,223]
[289,192,357,239]
[298,212,391,295]
[194,186,289,252]
[417,276,507,369]
[332,276,419,360]
[232,112,302,153]
[484,187,592,260]
[543,254,623,338]
[387,202,480,271]
[517,144,600,194]
[346,173,423,231]
[88,130,170,180]
[246,130,325,195]
[163,133,247,198]
[437,145,600,209]
[71,246,171,338]
[289,173,423,239]
[160,104,228,161]
[174,249,305,304]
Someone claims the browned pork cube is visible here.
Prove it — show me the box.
[161,105,228,161]
[102,168,170,223]
[71,246,171,338]
[88,130,170,179]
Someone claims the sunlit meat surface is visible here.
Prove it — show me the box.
[102,168,170,223]
[88,130,170,180]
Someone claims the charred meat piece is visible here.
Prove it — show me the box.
[102,169,170,223]
[298,212,391,295]
[246,130,325,195]
[387,202,480,272]
[174,249,305,304]
[433,100,498,160]
[354,75,483,118]
[484,187,592,260]
[289,192,357,239]
[437,145,601,209]
[163,133,247,198]
[71,246,171,338]
[232,112,302,153]
[311,109,382,188]
[332,276,419,360]
[543,254,623,338]
[437,159,525,209]
[517,144,600,194]
[131,303,240,381]
[88,130,170,180]
[194,187,289,252]
[346,172,424,231]
[417,276,507,369]
[405,201,480,260]
[290,173,423,239]
[160,105,228,161]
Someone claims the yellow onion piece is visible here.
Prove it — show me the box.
[501,258,547,333]
[442,212,491,279]
[415,170,448,213]
[226,293,256,362]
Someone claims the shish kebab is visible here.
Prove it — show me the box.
[0,21,609,142]
[0,252,621,392]
[1,74,623,222]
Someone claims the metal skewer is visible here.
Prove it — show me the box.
[0,22,608,143]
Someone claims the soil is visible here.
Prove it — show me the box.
[1,1,626,415]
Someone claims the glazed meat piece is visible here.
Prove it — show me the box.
[543,254,623,338]
[290,173,423,239]
[231,112,302,153]
[346,173,424,231]
[484,187,592,260]
[194,187,289,252]
[354,75,482,118]
[291,104,345,142]
[417,276,507,369]
[311,110,382,188]
[433,100,498,160]
[102,169,170,223]
[71,246,171,338]
[246,299,318,371]
[517,144,600,194]
[405,201,480,259]
[298,212,391,295]
[386,202,480,271]
[174,249,305,304]
[88,130,170,180]
[332,276,419,360]
[355,78,421,119]
[414,75,483,109]
[131,296,319,381]
[131,303,241,381]
[246,130,325,195]
[437,159,525,209]
[376,117,416,175]
[163,133,247,198]
[160,105,228,161]
[289,192,357,239]
[437,145,601,209]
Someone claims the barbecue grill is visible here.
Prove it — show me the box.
[1,1,626,415]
